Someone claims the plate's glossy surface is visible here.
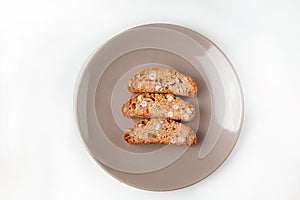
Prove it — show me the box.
[74,24,244,191]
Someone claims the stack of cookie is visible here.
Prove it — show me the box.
[122,68,198,146]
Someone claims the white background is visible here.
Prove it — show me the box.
[1,0,300,199]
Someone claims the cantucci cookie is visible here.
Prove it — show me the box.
[122,93,195,122]
[128,68,198,97]
[124,119,197,146]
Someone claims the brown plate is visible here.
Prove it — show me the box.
[74,23,244,191]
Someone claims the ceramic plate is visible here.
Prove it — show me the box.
[74,23,244,191]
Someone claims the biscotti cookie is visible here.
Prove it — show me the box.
[122,93,195,122]
[124,119,197,146]
[128,68,198,97]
